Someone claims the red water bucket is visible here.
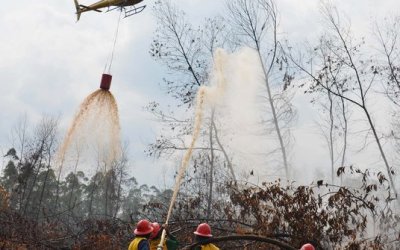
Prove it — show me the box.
[100,74,112,90]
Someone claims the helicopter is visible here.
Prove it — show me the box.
[74,0,145,21]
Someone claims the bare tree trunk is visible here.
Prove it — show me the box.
[328,91,335,184]
[114,167,124,218]
[105,170,109,217]
[212,119,236,181]
[67,156,80,212]
[37,167,50,221]
[227,0,290,179]
[207,110,215,219]
[363,107,398,199]
[14,114,28,165]
[88,177,96,217]
[15,116,28,212]
[257,52,289,179]
[22,142,44,216]
[338,90,348,185]
[37,126,57,221]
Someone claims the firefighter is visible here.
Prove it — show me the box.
[149,222,179,250]
[300,243,315,250]
[193,223,219,250]
[128,219,154,250]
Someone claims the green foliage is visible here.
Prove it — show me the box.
[0,145,169,249]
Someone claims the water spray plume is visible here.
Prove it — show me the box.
[166,87,206,222]
[164,49,231,223]
[156,88,206,249]
[157,47,267,249]
[204,48,229,105]
[157,49,230,249]
[56,76,121,177]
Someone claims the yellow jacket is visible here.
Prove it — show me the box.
[128,237,149,250]
[199,243,220,250]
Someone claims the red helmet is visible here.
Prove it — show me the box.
[300,243,315,250]
[134,219,153,236]
[194,223,212,237]
[150,222,161,239]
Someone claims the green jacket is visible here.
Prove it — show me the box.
[149,234,178,250]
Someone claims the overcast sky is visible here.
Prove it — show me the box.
[1,0,399,187]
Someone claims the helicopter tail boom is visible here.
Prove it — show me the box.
[74,0,102,21]
[74,0,82,21]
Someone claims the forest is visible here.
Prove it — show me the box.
[1,0,400,249]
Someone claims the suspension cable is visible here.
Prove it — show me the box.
[104,10,123,74]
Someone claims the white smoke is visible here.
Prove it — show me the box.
[206,47,271,182]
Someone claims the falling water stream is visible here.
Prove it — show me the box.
[57,89,121,176]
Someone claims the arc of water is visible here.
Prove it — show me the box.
[156,49,230,250]
[156,87,206,250]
